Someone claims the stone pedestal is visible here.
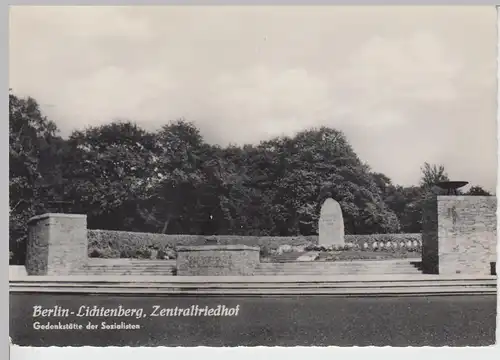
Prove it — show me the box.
[25,213,88,275]
[176,245,260,276]
[422,196,497,275]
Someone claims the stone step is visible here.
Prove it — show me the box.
[81,269,420,275]
[76,271,421,276]
[78,268,176,272]
[88,259,176,262]
[256,264,418,268]
[82,270,176,273]
[99,265,175,268]
[254,268,422,271]
[257,263,418,267]
[75,273,176,276]
[86,261,175,264]
[256,266,420,271]
[84,266,176,270]
[254,266,421,270]
[254,263,422,275]
[14,276,496,286]
[254,271,421,276]
[256,263,419,267]
[77,259,422,276]
[254,270,421,274]
[262,259,417,264]
[86,261,176,266]
[82,268,418,273]
[73,271,174,276]
[81,266,421,275]
[84,262,417,267]
[78,269,176,272]
[254,271,420,276]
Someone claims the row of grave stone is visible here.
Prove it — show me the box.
[362,240,422,249]
[307,240,422,251]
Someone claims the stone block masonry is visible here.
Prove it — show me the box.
[422,196,497,275]
[176,245,260,276]
[25,214,88,275]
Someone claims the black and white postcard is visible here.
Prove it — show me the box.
[8,5,498,348]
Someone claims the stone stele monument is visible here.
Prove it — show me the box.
[318,198,345,247]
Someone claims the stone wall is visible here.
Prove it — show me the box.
[25,214,88,275]
[25,215,50,275]
[88,229,421,254]
[176,245,260,276]
[422,196,497,275]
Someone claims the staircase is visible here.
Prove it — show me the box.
[72,260,176,276]
[70,258,423,276]
[254,259,423,276]
[271,251,306,262]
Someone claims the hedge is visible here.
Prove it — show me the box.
[88,230,421,259]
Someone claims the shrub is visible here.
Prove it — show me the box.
[260,245,271,258]
[157,248,176,260]
[135,248,152,259]
[304,244,315,252]
[277,244,293,254]
[119,249,136,258]
[89,247,121,258]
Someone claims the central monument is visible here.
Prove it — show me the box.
[318,198,345,247]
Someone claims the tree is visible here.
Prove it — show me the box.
[465,185,492,196]
[14,93,451,248]
[419,162,449,189]
[372,172,393,195]
[139,119,208,234]
[9,92,64,263]
[256,127,400,235]
[63,121,160,231]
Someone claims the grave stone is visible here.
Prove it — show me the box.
[318,198,345,247]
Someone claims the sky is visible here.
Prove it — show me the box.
[8,6,498,191]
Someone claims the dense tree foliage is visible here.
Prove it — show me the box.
[9,93,493,263]
[465,185,492,196]
[9,92,66,260]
